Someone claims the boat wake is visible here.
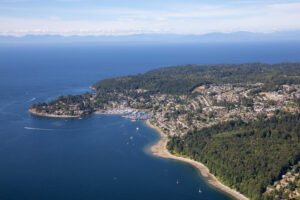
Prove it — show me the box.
[24,126,54,131]
[26,97,36,102]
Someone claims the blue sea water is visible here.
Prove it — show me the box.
[1,42,300,200]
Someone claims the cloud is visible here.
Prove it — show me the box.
[0,1,300,36]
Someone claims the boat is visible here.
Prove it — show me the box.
[198,188,202,193]
[136,127,139,130]
[176,179,179,184]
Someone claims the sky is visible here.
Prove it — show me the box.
[0,0,300,36]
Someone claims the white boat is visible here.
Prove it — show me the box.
[198,188,202,193]
[136,127,139,131]
[176,179,179,184]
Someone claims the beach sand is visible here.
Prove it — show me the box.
[146,120,249,200]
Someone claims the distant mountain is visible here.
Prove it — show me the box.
[1,31,300,44]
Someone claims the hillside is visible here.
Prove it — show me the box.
[92,63,300,94]
[167,113,300,200]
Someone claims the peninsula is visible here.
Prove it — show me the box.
[30,63,300,200]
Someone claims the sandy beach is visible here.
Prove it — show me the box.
[146,120,249,200]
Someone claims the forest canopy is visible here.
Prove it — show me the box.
[167,112,300,200]
[92,63,300,94]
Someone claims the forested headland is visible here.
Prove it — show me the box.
[167,112,300,200]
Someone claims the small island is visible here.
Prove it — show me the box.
[30,63,300,200]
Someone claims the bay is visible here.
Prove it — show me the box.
[1,42,300,200]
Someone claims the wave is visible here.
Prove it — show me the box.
[24,126,54,131]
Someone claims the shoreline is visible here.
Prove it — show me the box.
[29,108,81,118]
[146,120,249,200]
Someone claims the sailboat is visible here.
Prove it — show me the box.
[198,188,202,193]
[176,179,179,184]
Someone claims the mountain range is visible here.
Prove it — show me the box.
[1,31,300,44]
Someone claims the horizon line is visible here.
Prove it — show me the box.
[1,30,300,38]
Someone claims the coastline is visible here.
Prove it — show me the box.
[28,106,249,199]
[146,120,249,200]
[29,108,81,118]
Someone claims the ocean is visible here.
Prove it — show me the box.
[1,42,300,200]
